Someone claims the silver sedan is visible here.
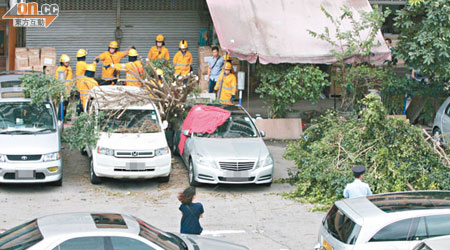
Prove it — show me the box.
[175,104,274,186]
[0,212,249,250]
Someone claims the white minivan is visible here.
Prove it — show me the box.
[0,72,62,186]
[85,86,171,184]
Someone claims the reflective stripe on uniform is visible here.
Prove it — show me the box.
[174,63,190,67]
[102,77,116,80]
[76,75,84,78]
[221,86,236,90]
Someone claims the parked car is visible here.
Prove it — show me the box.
[173,104,273,186]
[432,97,450,146]
[0,71,62,186]
[85,86,171,184]
[0,212,249,250]
[412,235,450,250]
[314,191,450,250]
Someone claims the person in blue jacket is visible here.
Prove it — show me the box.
[178,187,204,235]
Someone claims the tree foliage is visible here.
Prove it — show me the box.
[283,94,450,207]
[63,112,102,151]
[255,64,330,118]
[20,73,69,106]
[395,0,450,83]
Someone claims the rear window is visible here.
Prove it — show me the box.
[0,219,43,249]
[323,205,361,245]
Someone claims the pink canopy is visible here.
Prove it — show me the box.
[206,0,391,64]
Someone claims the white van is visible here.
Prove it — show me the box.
[85,86,171,184]
[0,72,62,186]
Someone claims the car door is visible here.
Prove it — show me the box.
[359,218,418,250]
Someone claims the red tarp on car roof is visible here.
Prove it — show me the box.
[178,105,231,155]
[206,0,391,64]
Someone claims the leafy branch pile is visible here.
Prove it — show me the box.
[20,73,69,105]
[256,64,330,118]
[283,95,450,207]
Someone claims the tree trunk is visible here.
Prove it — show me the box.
[406,96,429,124]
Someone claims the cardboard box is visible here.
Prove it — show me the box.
[16,66,33,71]
[32,65,44,72]
[15,47,28,58]
[28,48,40,57]
[40,47,56,56]
[44,65,57,76]
[29,56,40,66]
[41,56,57,66]
[15,56,29,69]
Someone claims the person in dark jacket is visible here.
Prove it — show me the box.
[178,187,204,235]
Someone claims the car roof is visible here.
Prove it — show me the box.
[37,212,140,238]
[420,235,450,249]
[90,86,156,110]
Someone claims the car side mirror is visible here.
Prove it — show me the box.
[162,120,168,130]
[260,130,266,137]
[183,129,191,137]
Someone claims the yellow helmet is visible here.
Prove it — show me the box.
[128,49,139,57]
[86,63,96,72]
[59,54,70,63]
[109,41,119,49]
[179,40,188,49]
[156,34,165,42]
[156,68,164,76]
[76,49,87,58]
[223,53,231,61]
[224,62,233,71]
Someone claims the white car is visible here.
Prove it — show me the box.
[85,86,171,184]
[412,235,450,250]
[315,191,450,250]
[0,72,62,186]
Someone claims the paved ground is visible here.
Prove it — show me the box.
[0,141,325,250]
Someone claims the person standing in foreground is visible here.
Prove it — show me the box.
[178,187,204,235]
[343,165,373,199]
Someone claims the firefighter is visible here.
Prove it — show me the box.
[77,63,99,112]
[75,49,88,80]
[98,41,132,85]
[214,62,237,105]
[147,34,170,60]
[173,40,193,77]
[55,54,73,121]
[148,68,164,98]
[113,48,144,87]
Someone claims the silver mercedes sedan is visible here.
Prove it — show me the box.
[174,104,274,186]
[0,212,249,250]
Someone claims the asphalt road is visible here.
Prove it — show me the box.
[0,141,325,250]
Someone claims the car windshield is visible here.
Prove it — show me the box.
[196,113,258,138]
[0,219,43,250]
[323,205,361,245]
[136,219,187,250]
[99,109,161,133]
[0,102,56,134]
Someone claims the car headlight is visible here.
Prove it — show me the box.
[194,154,216,168]
[155,147,170,156]
[97,146,114,156]
[43,152,61,162]
[0,154,5,162]
[258,155,273,168]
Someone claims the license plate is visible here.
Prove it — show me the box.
[16,170,35,179]
[126,162,145,170]
[323,240,333,250]
[224,171,249,178]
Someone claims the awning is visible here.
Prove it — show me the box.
[206,0,391,64]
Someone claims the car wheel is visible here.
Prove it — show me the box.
[90,159,102,185]
[158,174,170,183]
[188,159,199,187]
[50,177,63,187]
[433,127,444,147]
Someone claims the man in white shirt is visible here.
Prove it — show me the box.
[343,165,373,199]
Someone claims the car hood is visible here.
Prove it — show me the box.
[97,132,167,150]
[0,133,60,154]
[192,137,269,160]
[182,234,249,250]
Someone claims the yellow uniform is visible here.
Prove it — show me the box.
[75,61,88,79]
[77,76,98,109]
[114,61,145,87]
[147,46,170,60]
[214,72,237,105]
[173,50,193,76]
[98,51,126,81]
[55,65,73,94]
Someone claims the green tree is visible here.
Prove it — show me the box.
[394,0,450,122]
